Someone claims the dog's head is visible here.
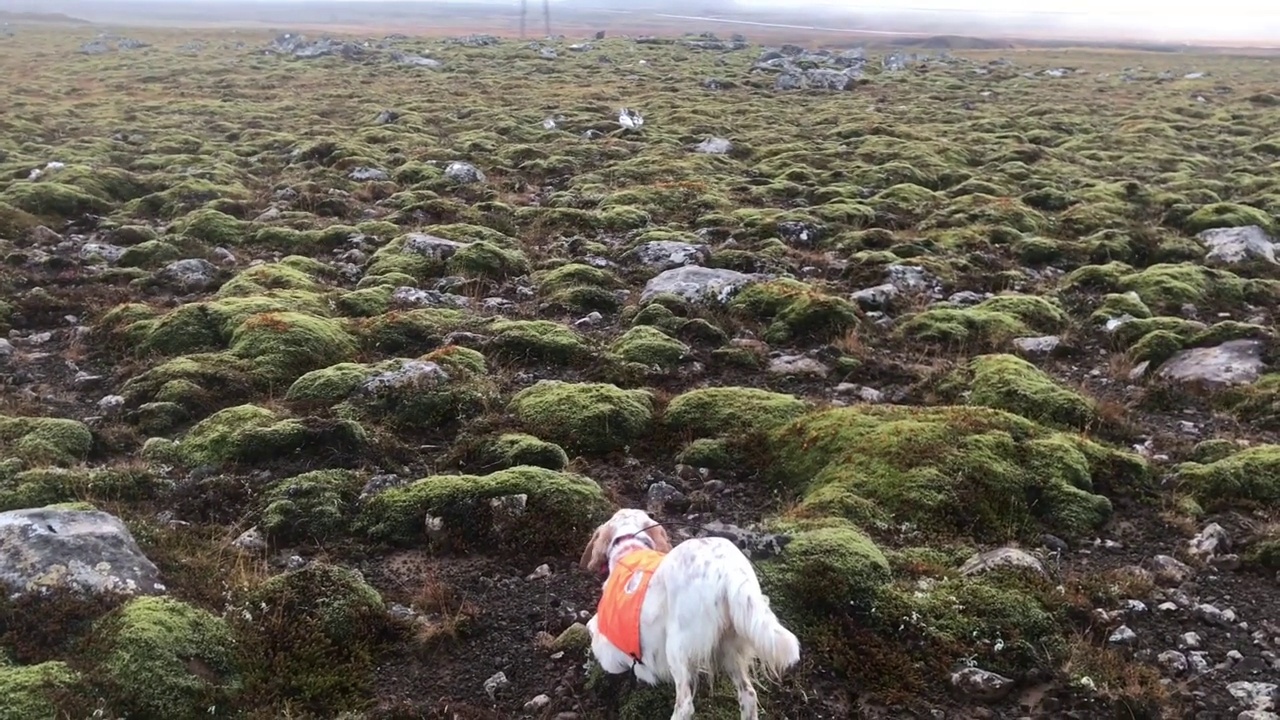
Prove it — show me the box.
[579,508,672,575]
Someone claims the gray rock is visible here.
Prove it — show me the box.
[693,137,733,155]
[767,354,830,377]
[950,666,1015,702]
[348,166,389,182]
[360,360,449,395]
[154,258,218,292]
[484,671,510,701]
[959,547,1046,577]
[403,233,469,260]
[1197,225,1277,266]
[444,161,485,184]
[1149,554,1194,585]
[1227,681,1277,712]
[0,339,13,359]
[97,395,125,414]
[1189,522,1230,561]
[1012,335,1062,357]
[645,481,685,514]
[1158,650,1188,675]
[390,286,470,309]
[232,527,267,551]
[1154,339,1266,388]
[697,521,791,559]
[639,265,763,305]
[1180,632,1202,649]
[1108,625,1138,645]
[0,507,167,599]
[624,241,710,270]
[80,242,125,264]
[851,283,899,311]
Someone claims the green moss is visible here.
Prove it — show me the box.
[446,241,528,279]
[147,404,367,468]
[0,466,164,512]
[487,319,589,363]
[284,362,376,405]
[0,181,110,219]
[769,405,1147,542]
[536,262,623,314]
[356,465,611,551]
[0,416,93,467]
[920,193,1047,234]
[509,381,653,455]
[422,344,487,375]
[1218,374,1280,430]
[260,469,364,543]
[663,386,808,439]
[0,201,42,238]
[942,354,1099,431]
[335,358,495,432]
[117,240,183,269]
[334,286,393,317]
[96,596,240,720]
[120,353,256,410]
[727,279,859,344]
[0,661,80,720]
[483,433,569,471]
[971,294,1068,333]
[630,302,683,333]
[1090,292,1152,323]
[609,325,689,368]
[232,563,386,713]
[1173,445,1280,510]
[757,521,891,614]
[176,208,246,244]
[1183,202,1276,234]
[227,311,358,384]
[675,438,733,469]
[361,309,473,354]
[895,307,1030,350]
[1119,263,1246,312]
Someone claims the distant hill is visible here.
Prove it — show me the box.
[0,9,90,25]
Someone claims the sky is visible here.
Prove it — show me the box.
[731,0,1276,18]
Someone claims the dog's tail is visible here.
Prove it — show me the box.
[727,578,801,680]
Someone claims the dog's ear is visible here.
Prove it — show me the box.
[646,523,672,553]
[580,524,614,573]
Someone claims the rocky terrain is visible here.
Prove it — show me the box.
[2,22,1280,720]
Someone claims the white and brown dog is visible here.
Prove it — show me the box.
[579,508,801,720]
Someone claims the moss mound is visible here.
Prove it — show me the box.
[758,521,891,614]
[728,278,860,344]
[0,466,164,512]
[609,325,690,368]
[232,563,387,713]
[896,295,1067,350]
[508,381,653,455]
[663,386,809,439]
[768,405,1147,541]
[356,465,612,551]
[482,433,570,471]
[1173,445,1280,511]
[940,354,1100,431]
[0,660,80,720]
[143,404,367,468]
[260,469,364,543]
[0,416,93,468]
[94,596,240,720]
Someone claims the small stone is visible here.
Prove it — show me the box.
[232,527,267,551]
[1012,335,1062,357]
[1108,625,1138,646]
[950,666,1015,702]
[97,395,126,414]
[483,671,510,701]
[959,547,1046,578]
[525,694,552,712]
[527,564,552,581]
[1179,632,1202,650]
[1158,650,1188,675]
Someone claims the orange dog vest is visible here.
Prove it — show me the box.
[596,548,667,661]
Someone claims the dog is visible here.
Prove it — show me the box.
[579,508,801,720]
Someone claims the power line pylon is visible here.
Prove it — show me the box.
[519,0,551,39]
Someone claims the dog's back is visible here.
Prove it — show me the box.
[644,535,800,682]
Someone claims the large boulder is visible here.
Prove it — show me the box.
[0,507,166,598]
